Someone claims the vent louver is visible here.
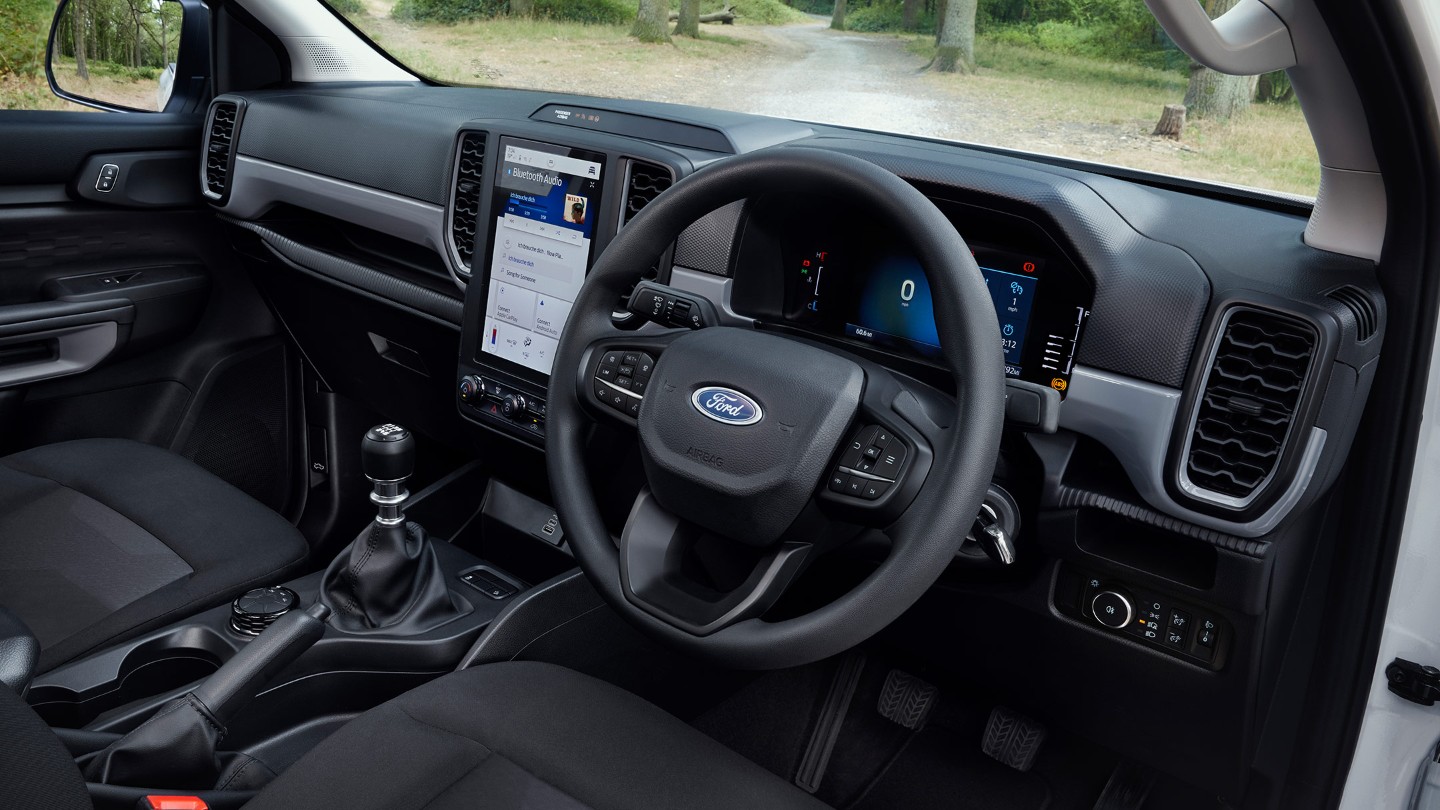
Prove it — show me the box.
[204,101,239,199]
[614,160,674,319]
[450,132,487,272]
[623,160,674,226]
[1185,308,1316,503]
[1327,285,1379,341]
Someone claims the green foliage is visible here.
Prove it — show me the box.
[976,0,1183,69]
[327,0,368,15]
[724,0,809,24]
[393,0,630,24]
[0,0,53,78]
[845,2,927,32]
[785,0,833,12]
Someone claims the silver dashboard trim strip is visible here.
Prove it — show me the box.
[1061,366,1325,538]
[221,155,458,280]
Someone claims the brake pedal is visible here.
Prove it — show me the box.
[982,706,1048,772]
[876,669,938,730]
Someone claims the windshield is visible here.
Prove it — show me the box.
[329,0,1319,197]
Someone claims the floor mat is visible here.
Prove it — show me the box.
[693,652,1116,810]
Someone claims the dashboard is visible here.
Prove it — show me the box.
[201,83,1386,802]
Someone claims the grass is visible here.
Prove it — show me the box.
[903,34,1320,195]
[347,13,775,93]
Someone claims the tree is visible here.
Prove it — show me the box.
[902,0,920,30]
[631,0,671,42]
[1181,0,1256,120]
[510,0,534,16]
[830,0,845,30]
[674,0,700,37]
[932,0,976,72]
[73,0,90,80]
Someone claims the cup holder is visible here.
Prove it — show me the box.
[29,626,235,729]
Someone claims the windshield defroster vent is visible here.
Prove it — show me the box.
[450,131,487,274]
[203,100,241,201]
[1183,308,1316,505]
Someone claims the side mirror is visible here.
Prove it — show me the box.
[45,0,188,112]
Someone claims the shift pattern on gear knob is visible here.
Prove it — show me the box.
[362,423,415,483]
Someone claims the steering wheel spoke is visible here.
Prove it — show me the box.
[619,490,812,636]
[817,367,941,527]
[578,331,684,425]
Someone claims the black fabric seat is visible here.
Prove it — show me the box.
[0,662,829,809]
[0,439,308,672]
[246,661,829,810]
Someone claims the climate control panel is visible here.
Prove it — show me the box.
[458,373,547,440]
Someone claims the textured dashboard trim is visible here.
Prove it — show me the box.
[225,217,464,327]
[674,200,746,277]
[1052,486,1269,559]
[1060,365,1326,538]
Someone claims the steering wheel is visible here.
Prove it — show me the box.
[547,148,1004,670]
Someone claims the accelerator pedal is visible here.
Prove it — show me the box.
[876,668,938,730]
[982,706,1048,772]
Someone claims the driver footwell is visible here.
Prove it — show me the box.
[692,652,1117,810]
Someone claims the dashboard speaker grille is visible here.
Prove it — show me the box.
[1185,308,1316,501]
[451,132,487,271]
[204,101,239,198]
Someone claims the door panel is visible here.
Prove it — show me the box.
[0,112,301,518]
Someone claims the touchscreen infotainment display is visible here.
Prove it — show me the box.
[480,138,606,378]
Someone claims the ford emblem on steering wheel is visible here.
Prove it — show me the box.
[691,386,764,426]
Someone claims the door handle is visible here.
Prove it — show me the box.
[0,298,135,388]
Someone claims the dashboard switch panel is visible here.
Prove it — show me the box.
[1057,565,1229,670]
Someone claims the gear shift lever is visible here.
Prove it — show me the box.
[320,424,461,632]
[363,423,415,525]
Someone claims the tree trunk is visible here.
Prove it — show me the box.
[902,0,919,30]
[932,0,976,72]
[933,0,948,44]
[669,7,735,23]
[73,0,89,81]
[830,0,846,30]
[511,0,535,15]
[1181,0,1255,120]
[674,0,701,37]
[631,0,672,42]
[1152,104,1186,139]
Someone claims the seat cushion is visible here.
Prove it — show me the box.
[247,661,829,810]
[0,439,308,673]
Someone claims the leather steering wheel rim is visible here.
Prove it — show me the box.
[547,147,1005,669]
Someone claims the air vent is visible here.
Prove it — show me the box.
[450,131,487,273]
[623,159,675,226]
[1185,308,1317,503]
[203,101,239,200]
[1327,285,1379,341]
[613,160,674,322]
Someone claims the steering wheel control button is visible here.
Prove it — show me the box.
[874,443,907,479]
[861,480,890,500]
[601,351,622,367]
[1091,591,1133,629]
[840,425,878,468]
[829,472,851,492]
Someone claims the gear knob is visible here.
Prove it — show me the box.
[362,423,415,483]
